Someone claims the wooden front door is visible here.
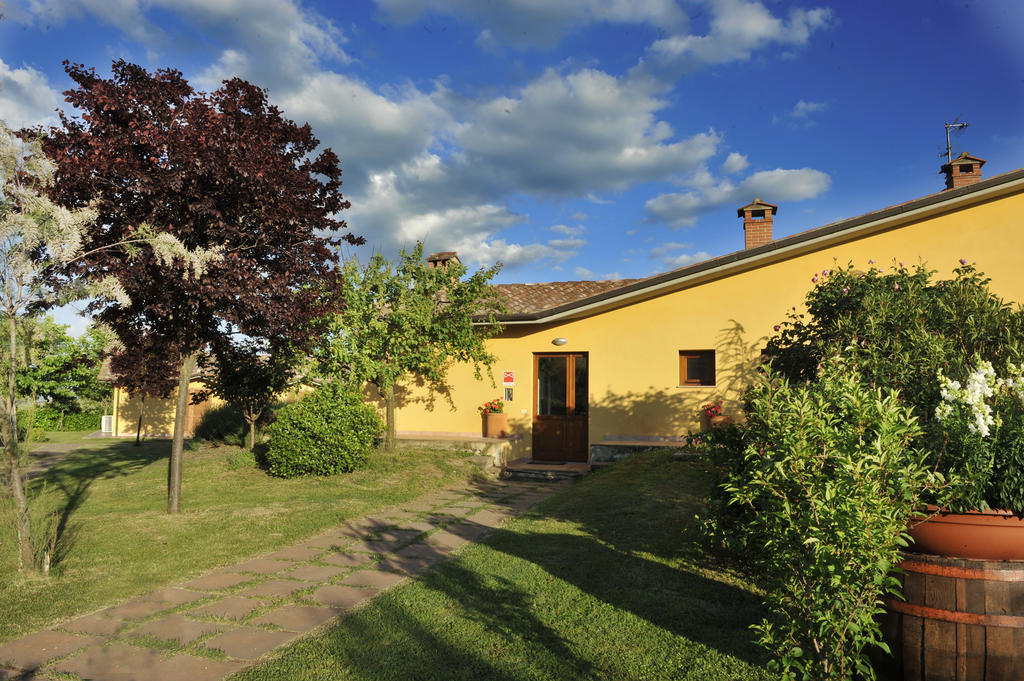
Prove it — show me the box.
[532,353,588,462]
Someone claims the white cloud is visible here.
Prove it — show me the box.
[22,0,348,94]
[456,68,721,197]
[574,266,596,279]
[649,241,694,258]
[643,1,832,76]
[721,152,749,174]
[551,224,585,236]
[773,99,831,126]
[646,167,831,228]
[0,59,63,128]
[374,0,687,48]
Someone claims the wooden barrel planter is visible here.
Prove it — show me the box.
[877,552,1024,681]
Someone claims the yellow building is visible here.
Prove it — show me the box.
[395,154,1024,462]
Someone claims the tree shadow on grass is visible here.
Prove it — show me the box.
[22,439,170,572]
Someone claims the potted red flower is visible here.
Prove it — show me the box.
[701,400,730,429]
[480,398,508,438]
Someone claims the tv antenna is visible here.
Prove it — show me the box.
[944,119,969,163]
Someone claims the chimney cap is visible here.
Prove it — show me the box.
[426,251,461,268]
[737,198,778,217]
[941,151,986,173]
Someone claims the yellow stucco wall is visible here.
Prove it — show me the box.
[112,381,311,438]
[392,186,1024,458]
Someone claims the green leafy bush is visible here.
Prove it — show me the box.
[263,382,382,478]
[29,406,103,431]
[766,261,1024,513]
[729,358,943,681]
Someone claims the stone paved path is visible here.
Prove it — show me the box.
[0,478,566,680]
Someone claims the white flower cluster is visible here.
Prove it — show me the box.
[935,361,998,436]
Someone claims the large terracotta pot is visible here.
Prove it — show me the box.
[483,412,509,438]
[909,507,1024,561]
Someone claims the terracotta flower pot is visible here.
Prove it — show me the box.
[709,414,732,428]
[908,507,1024,560]
[483,412,509,438]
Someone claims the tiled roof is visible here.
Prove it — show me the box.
[495,279,642,315]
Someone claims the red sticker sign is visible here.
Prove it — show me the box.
[502,371,515,386]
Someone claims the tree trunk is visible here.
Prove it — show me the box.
[384,383,396,452]
[5,313,33,570]
[135,393,145,445]
[246,408,259,451]
[167,352,196,514]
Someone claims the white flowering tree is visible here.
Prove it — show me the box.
[0,120,214,572]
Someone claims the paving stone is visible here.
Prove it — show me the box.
[182,572,254,591]
[312,585,370,610]
[392,521,437,534]
[377,555,437,576]
[251,605,341,632]
[103,598,175,620]
[147,587,208,605]
[382,510,419,521]
[54,643,244,681]
[129,614,230,645]
[301,534,354,550]
[437,505,474,518]
[339,569,406,591]
[160,654,245,681]
[424,530,470,552]
[369,528,423,543]
[51,642,165,681]
[238,579,314,599]
[203,627,296,660]
[61,612,128,636]
[0,631,100,670]
[467,509,511,528]
[319,551,375,568]
[346,538,406,554]
[283,563,348,581]
[445,522,492,542]
[400,500,439,512]
[231,558,293,575]
[189,596,265,620]
[262,546,323,561]
[392,543,449,561]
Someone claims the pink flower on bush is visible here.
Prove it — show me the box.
[842,287,849,294]
[773,324,780,332]
[868,259,876,264]
[893,283,900,291]
[959,258,967,265]
[811,276,818,283]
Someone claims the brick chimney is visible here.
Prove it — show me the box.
[426,251,460,268]
[738,198,777,249]
[941,152,986,190]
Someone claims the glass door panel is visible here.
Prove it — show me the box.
[537,356,568,416]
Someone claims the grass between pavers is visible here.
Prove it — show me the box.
[230,452,772,681]
[0,435,484,643]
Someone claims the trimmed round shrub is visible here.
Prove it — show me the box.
[263,383,382,478]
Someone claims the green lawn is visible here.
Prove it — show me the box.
[231,451,772,681]
[0,436,483,642]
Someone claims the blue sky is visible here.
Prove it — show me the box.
[1,0,1022,327]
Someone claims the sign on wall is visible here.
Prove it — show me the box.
[502,371,515,387]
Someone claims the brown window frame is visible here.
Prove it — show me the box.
[679,350,716,386]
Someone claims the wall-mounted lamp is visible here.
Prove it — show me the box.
[552,337,568,346]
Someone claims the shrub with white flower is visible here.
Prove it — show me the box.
[932,359,1024,514]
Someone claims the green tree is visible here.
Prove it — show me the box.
[317,244,504,450]
[206,338,298,450]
